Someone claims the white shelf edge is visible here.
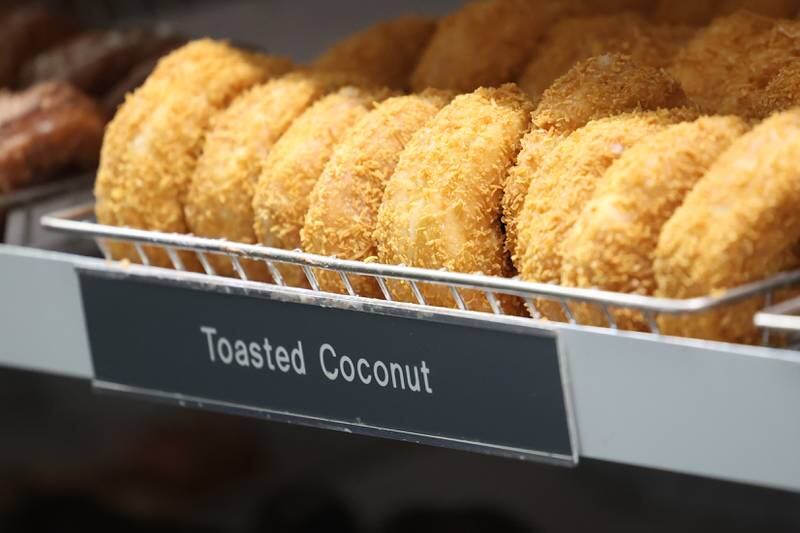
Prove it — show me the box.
[0,244,798,492]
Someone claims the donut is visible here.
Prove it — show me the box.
[503,53,688,262]
[375,84,533,312]
[185,71,359,280]
[410,0,567,93]
[654,109,800,343]
[301,89,452,297]
[252,86,391,286]
[313,16,436,90]
[757,62,800,118]
[516,108,697,320]
[94,39,292,269]
[671,11,800,117]
[561,115,749,329]
[518,13,692,103]
[0,82,105,192]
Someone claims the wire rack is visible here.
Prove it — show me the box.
[41,202,800,345]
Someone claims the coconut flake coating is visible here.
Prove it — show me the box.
[562,115,749,330]
[252,86,391,286]
[654,109,800,343]
[503,53,689,262]
[302,89,452,297]
[671,11,800,118]
[518,14,692,102]
[185,71,356,280]
[94,39,291,268]
[313,16,436,90]
[375,84,533,312]
[516,108,697,320]
[410,0,568,93]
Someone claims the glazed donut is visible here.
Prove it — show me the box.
[518,13,692,103]
[252,86,392,286]
[561,115,749,330]
[0,82,105,192]
[301,89,452,297]
[516,108,697,320]
[671,11,800,118]
[0,6,78,88]
[313,16,436,90]
[375,84,533,313]
[654,109,800,343]
[94,39,292,269]
[410,0,567,93]
[503,53,688,262]
[185,71,361,280]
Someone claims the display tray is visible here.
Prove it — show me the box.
[28,202,800,486]
[42,202,800,346]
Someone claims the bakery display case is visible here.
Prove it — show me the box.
[1,0,800,531]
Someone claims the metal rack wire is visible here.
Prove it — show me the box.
[42,202,800,345]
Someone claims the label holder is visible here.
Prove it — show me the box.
[76,263,579,466]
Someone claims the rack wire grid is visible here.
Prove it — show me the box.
[42,202,800,347]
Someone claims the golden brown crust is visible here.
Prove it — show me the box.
[302,89,452,297]
[94,39,292,268]
[185,71,361,280]
[410,0,567,93]
[757,62,800,117]
[518,14,693,102]
[0,81,105,192]
[532,53,689,134]
[562,116,749,329]
[502,128,563,263]
[252,86,392,286]
[313,16,436,90]
[671,11,800,118]
[654,109,800,343]
[375,84,533,312]
[516,109,697,320]
[503,54,690,262]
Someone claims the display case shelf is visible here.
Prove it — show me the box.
[2,243,799,493]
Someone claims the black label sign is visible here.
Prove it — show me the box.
[78,271,575,463]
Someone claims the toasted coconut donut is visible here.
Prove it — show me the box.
[757,62,800,117]
[516,108,697,320]
[375,84,533,313]
[313,16,436,90]
[503,54,688,261]
[562,116,749,330]
[671,11,800,118]
[518,14,692,102]
[252,86,391,286]
[654,110,800,343]
[502,129,563,262]
[302,89,452,297]
[410,0,567,93]
[94,39,291,269]
[532,54,688,134]
[185,71,357,280]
